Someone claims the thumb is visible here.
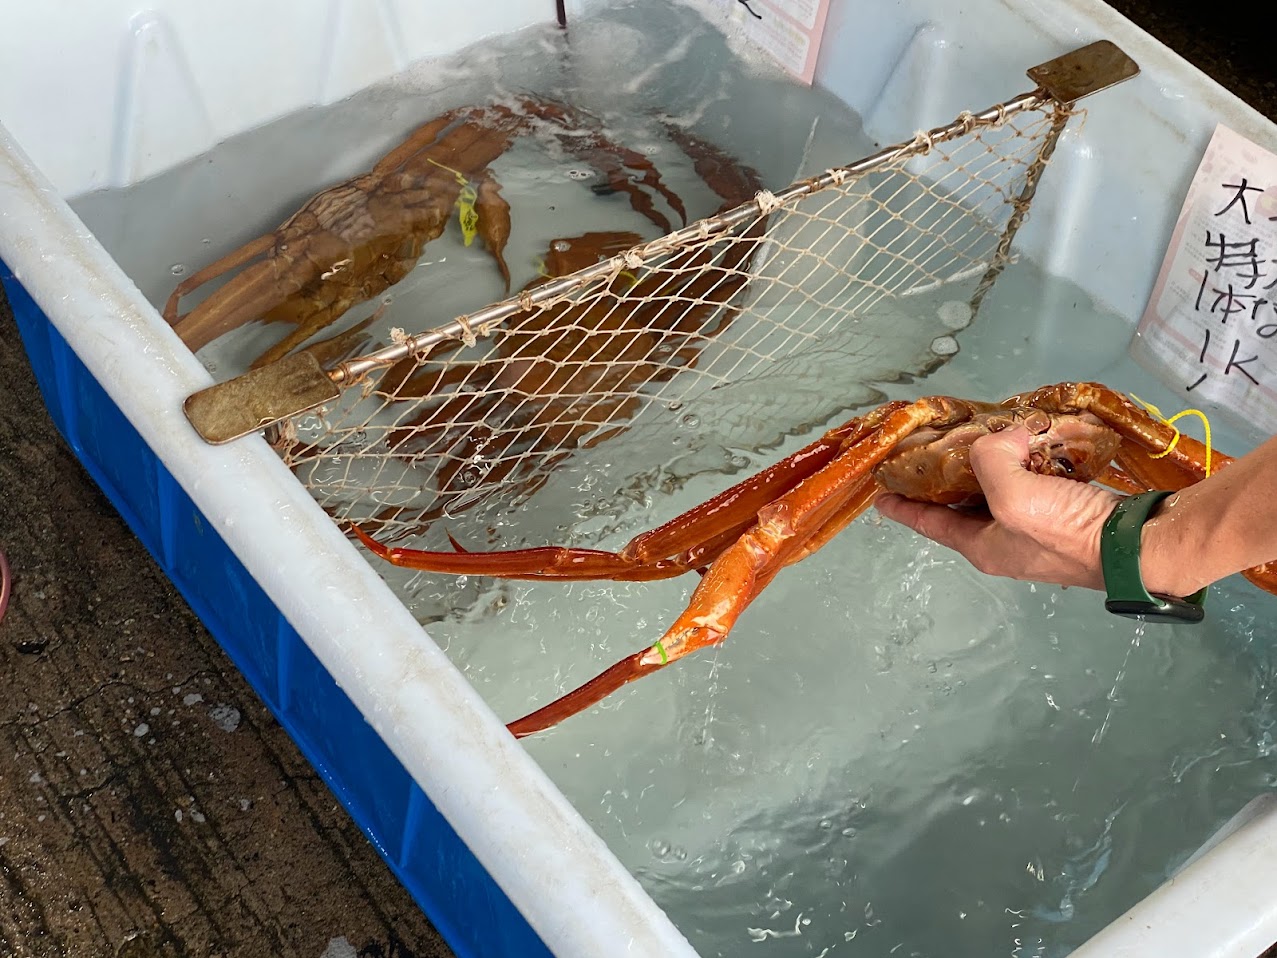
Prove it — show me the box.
[968,425,1037,511]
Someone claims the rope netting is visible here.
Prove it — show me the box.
[272,97,1071,543]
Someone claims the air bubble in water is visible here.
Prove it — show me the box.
[681,413,700,428]
[170,264,186,276]
[938,300,973,330]
[552,239,572,252]
[930,335,960,356]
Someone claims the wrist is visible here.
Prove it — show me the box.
[1138,492,1210,598]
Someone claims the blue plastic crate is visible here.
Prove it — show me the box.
[0,260,552,958]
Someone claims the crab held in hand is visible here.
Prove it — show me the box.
[351,382,1277,738]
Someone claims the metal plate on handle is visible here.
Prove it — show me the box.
[1028,40,1140,104]
[184,351,341,444]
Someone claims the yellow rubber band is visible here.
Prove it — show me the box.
[1129,393,1213,477]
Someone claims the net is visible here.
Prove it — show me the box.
[271,94,1072,544]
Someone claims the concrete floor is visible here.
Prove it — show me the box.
[0,3,1273,957]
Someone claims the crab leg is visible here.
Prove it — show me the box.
[523,98,688,231]
[350,519,751,583]
[507,478,883,738]
[1095,463,1144,495]
[162,233,275,326]
[575,137,687,232]
[780,474,883,568]
[349,424,860,580]
[475,168,512,292]
[506,399,957,736]
[1112,435,1221,491]
[370,109,464,175]
[352,400,915,583]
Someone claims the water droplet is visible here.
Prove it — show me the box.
[666,401,683,412]
[200,237,211,246]
[680,413,700,428]
[169,263,186,276]
[552,239,571,252]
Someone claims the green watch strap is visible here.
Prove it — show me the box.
[1100,490,1207,623]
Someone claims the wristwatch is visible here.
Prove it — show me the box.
[1100,490,1208,623]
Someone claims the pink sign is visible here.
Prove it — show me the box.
[722,0,832,84]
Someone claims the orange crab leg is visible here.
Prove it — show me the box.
[349,425,855,579]
[506,400,954,736]
[618,433,848,563]
[1095,463,1144,495]
[505,475,883,738]
[352,401,914,584]
[350,519,752,583]
[780,474,883,567]
[642,402,946,666]
[1113,436,1216,491]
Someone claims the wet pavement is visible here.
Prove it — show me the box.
[0,4,1273,957]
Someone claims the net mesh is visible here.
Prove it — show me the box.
[272,99,1069,543]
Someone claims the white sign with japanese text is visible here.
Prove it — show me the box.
[1131,123,1277,433]
[689,0,832,83]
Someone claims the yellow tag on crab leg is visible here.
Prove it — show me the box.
[456,184,479,247]
[426,158,479,245]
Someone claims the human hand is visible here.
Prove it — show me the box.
[874,425,1122,591]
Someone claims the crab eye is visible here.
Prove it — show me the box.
[1053,457,1075,475]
